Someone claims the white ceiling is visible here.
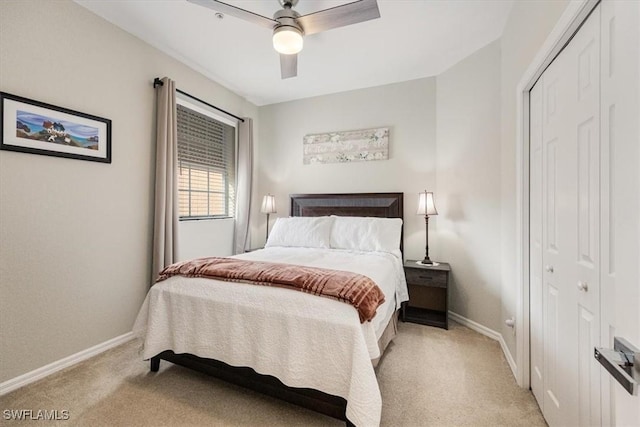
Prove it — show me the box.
[74,0,513,106]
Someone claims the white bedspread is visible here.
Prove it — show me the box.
[133,247,408,427]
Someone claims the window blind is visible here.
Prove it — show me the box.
[177,104,236,219]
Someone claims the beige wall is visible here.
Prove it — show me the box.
[499,0,570,357]
[434,40,502,332]
[0,0,257,382]
[254,78,437,261]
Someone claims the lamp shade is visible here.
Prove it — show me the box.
[273,26,303,55]
[261,194,277,214]
[417,191,438,216]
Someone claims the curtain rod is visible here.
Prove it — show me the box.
[153,77,245,123]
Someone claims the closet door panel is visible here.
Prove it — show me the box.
[553,33,579,425]
[599,3,617,425]
[570,8,601,426]
[540,49,568,427]
[600,1,640,425]
[529,78,544,409]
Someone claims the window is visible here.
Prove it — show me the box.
[176,100,236,219]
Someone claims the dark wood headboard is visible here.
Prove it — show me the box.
[290,192,404,251]
[290,193,403,218]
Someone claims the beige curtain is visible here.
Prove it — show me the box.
[234,117,253,254]
[152,77,179,280]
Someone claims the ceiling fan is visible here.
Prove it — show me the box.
[187,0,380,79]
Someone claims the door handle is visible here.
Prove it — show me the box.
[595,337,639,395]
[545,265,554,273]
[577,281,588,292]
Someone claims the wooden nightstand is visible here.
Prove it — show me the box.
[401,261,451,329]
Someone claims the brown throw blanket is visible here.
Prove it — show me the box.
[156,257,385,323]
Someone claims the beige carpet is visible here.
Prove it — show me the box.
[1,321,546,426]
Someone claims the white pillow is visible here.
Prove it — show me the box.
[330,216,402,254]
[265,216,334,249]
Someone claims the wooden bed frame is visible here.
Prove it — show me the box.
[150,192,404,425]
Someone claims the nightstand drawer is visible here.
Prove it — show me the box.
[404,267,448,287]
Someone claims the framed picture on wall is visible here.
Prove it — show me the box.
[0,92,111,163]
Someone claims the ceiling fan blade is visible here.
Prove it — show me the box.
[187,0,278,30]
[280,54,298,79]
[297,0,380,36]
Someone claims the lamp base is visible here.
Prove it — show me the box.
[416,260,440,267]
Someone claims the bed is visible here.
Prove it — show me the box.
[133,193,407,426]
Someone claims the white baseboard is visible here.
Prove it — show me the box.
[448,311,518,380]
[0,332,134,396]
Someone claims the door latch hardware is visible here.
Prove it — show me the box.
[595,337,639,395]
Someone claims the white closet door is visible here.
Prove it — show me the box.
[531,1,639,425]
[539,30,571,426]
[568,7,601,426]
[531,5,601,427]
[529,77,544,410]
[600,1,640,426]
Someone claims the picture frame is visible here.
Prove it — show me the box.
[0,92,111,163]
[303,127,389,165]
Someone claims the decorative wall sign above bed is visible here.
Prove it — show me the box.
[303,127,389,165]
[0,92,112,163]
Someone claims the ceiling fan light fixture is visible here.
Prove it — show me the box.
[273,26,303,55]
[188,0,381,78]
